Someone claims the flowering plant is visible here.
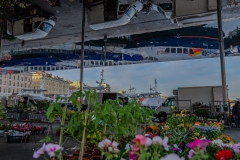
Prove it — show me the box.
[33,143,64,159]
[98,139,120,159]
[186,138,211,160]
[192,125,221,140]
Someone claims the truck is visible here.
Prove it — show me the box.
[155,86,227,122]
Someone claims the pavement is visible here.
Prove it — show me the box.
[2,0,240,52]
[224,128,240,142]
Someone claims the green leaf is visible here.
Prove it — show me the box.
[40,136,51,143]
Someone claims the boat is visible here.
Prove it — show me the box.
[138,79,162,111]
[2,21,240,71]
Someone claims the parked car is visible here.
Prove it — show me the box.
[7,16,56,40]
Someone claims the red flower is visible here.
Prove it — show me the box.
[216,149,232,160]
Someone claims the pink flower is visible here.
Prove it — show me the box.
[160,153,185,160]
[188,149,196,159]
[129,151,138,160]
[133,134,147,145]
[98,139,120,153]
[33,143,46,158]
[186,139,211,151]
[152,136,169,151]
[98,139,112,149]
[45,143,64,157]
[132,144,140,152]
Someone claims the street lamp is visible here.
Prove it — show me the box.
[103,34,107,66]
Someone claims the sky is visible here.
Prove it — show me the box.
[48,56,240,100]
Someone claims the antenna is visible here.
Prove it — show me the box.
[155,78,157,93]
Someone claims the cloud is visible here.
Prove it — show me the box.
[48,56,240,100]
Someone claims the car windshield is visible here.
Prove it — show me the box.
[125,6,136,19]
[38,22,53,33]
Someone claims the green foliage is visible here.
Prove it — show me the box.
[40,136,51,143]
[36,100,51,111]
[0,103,6,118]
[193,109,210,118]
[206,144,221,160]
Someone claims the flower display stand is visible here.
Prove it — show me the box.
[6,130,31,143]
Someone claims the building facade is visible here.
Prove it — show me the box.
[31,72,70,95]
[0,72,32,94]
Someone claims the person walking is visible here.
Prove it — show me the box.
[232,101,240,128]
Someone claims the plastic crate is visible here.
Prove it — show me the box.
[6,134,30,143]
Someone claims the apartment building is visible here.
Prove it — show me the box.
[0,72,32,94]
[31,72,70,95]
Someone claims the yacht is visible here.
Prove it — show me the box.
[1,21,240,71]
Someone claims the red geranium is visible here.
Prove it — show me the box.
[216,149,232,160]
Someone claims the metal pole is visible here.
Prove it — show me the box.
[0,19,4,59]
[80,0,86,91]
[217,0,228,123]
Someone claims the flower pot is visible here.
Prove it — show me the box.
[223,107,228,112]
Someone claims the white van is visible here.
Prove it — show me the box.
[7,16,56,41]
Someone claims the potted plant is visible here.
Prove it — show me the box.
[215,105,220,112]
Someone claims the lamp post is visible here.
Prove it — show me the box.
[103,34,107,66]
[217,0,228,123]
[80,0,86,91]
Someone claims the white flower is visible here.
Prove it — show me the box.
[160,153,185,160]
[211,139,224,146]
[152,136,169,151]
[98,139,111,149]
[125,143,131,150]
[45,143,63,157]
[145,137,152,147]
[33,143,46,158]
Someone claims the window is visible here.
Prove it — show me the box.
[0,87,1,92]
[171,48,176,53]
[9,81,11,86]
[38,22,53,33]
[183,48,188,54]
[189,49,194,55]
[13,76,15,80]
[177,48,182,53]
[18,75,19,80]
[21,77,23,81]
[17,89,19,93]
[4,88,5,92]
[17,82,19,87]
[13,82,15,86]
[12,89,14,93]
[8,88,10,93]
[25,77,27,81]
[21,84,23,87]
[24,83,26,87]
[0,79,1,85]
[9,74,11,79]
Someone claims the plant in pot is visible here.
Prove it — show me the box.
[0,103,6,119]
[215,105,220,112]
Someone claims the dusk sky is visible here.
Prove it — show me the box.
[48,56,240,100]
